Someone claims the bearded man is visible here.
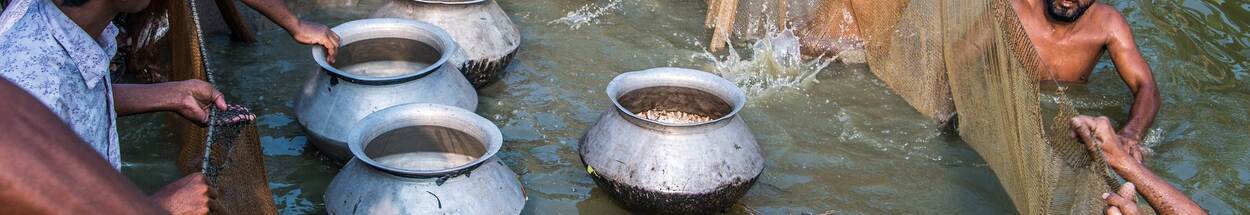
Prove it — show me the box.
[1012,0,1161,162]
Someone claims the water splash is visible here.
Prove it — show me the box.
[699,29,835,97]
[548,0,622,30]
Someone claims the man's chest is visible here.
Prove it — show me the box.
[1019,19,1109,81]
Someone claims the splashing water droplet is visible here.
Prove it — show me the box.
[698,29,836,98]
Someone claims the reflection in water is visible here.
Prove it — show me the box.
[116,0,1248,214]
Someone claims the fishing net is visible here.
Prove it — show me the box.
[848,0,1118,214]
[197,106,276,214]
[847,0,953,125]
[120,0,174,83]
[146,0,278,213]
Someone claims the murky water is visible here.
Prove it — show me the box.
[118,0,1249,214]
[375,152,478,171]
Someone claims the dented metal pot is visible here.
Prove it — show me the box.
[371,0,521,88]
[326,103,524,214]
[295,18,477,162]
[579,67,764,214]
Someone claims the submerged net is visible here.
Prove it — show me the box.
[849,0,1118,214]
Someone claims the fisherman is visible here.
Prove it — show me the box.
[0,0,337,213]
[1011,0,1160,162]
[0,77,166,214]
[1070,116,1206,215]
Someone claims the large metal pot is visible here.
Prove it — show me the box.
[579,68,764,214]
[326,103,524,214]
[296,18,477,162]
[371,0,520,88]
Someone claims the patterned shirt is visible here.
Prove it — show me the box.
[0,0,121,169]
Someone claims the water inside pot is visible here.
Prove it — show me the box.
[618,86,733,124]
[364,125,485,171]
[330,38,441,78]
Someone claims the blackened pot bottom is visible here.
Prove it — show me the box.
[588,169,759,214]
[461,50,517,88]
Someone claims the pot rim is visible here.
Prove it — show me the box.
[606,67,748,128]
[312,18,457,85]
[410,0,487,4]
[346,103,502,178]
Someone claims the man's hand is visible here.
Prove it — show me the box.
[1070,116,1136,167]
[1117,134,1145,163]
[1104,182,1141,215]
[169,80,228,125]
[290,20,340,63]
[149,173,211,215]
[1072,115,1208,215]
[114,80,254,126]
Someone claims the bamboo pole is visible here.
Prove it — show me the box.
[709,0,738,52]
[213,0,257,43]
[776,0,788,30]
[705,0,720,28]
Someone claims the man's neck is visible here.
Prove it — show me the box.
[55,1,116,39]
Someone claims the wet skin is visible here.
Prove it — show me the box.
[1011,0,1160,161]
[1070,116,1207,215]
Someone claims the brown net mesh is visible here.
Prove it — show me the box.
[848,0,954,125]
[152,0,279,213]
[198,106,275,214]
[849,0,1119,214]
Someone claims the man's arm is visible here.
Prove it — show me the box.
[1110,158,1206,215]
[0,78,164,214]
[1105,10,1160,149]
[235,0,340,62]
[113,80,228,125]
[1071,116,1206,215]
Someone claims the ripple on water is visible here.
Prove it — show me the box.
[109,0,1250,213]
[547,0,622,30]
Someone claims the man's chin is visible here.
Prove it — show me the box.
[1047,8,1084,22]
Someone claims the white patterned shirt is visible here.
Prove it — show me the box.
[0,0,121,169]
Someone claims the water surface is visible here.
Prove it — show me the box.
[119,0,1249,214]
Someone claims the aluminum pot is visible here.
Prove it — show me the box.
[579,67,764,214]
[296,18,477,162]
[326,103,524,214]
[371,0,520,88]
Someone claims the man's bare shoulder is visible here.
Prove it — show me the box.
[1083,3,1134,41]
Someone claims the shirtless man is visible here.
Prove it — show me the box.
[1012,0,1161,162]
